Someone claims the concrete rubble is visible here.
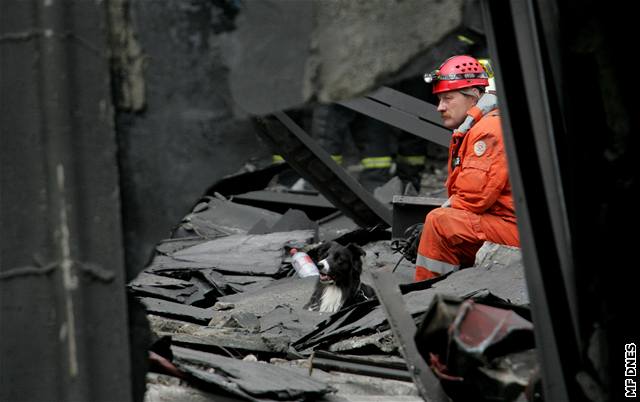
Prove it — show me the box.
[128,169,536,401]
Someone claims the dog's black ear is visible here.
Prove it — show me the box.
[309,241,332,260]
[347,243,365,258]
[347,243,365,276]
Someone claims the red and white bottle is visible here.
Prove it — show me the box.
[290,248,319,278]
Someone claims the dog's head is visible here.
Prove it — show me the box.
[312,241,365,285]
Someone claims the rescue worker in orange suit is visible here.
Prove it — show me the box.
[414,55,519,281]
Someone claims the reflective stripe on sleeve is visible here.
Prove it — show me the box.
[416,254,459,275]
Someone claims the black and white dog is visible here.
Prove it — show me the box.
[304,241,375,313]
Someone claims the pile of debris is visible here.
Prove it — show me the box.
[129,167,539,402]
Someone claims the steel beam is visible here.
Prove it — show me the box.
[481,0,581,400]
[370,271,449,402]
[340,86,450,147]
[254,113,392,228]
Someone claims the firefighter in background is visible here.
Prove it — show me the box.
[395,131,428,191]
[311,103,428,193]
[311,103,390,192]
[414,55,519,281]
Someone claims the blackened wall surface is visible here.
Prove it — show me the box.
[113,0,270,277]
[1,0,132,400]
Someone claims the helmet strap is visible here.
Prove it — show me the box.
[459,87,481,99]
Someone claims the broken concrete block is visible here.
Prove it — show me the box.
[213,301,235,311]
[474,241,523,270]
[221,312,261,332]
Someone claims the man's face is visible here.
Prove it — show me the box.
[436,90,478,129]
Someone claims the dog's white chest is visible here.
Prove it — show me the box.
[319,285,343,313]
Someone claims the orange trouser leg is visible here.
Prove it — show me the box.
[414,207,519,282]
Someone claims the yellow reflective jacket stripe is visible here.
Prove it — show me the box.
[361,156,392,169]
[396,155,426,166]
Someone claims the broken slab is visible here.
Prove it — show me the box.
[129,272,201,304]
[147,314,209,336]
[317,213,360,243]
[145,373,241,402]
[146,368,421,402]
[158,330,290,355]
[309,350,411,383]
[361,240,416,285]
[271,359,420,400]
[173,196,283,238]
[139,297,215,325]
[249,208,319,237]
[373,176,405,205]
[155,237,209,256]
[436,242,528,306]
[211,276,327,339]
[214,276,318,316]
[170,230,315,276]
[221,275,274,294]
[328,329,397,355]
[172,346,333,400]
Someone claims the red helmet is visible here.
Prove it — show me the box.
[424,55,489,94]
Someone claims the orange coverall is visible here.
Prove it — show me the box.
[415,108,519,281]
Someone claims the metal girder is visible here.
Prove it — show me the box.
[339,86,450,147]
[254,112,392,228]
[481,0,581,400]
[370,271,449,402]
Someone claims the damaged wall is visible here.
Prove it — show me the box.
[109,0,272,276]
[1,0,133,400]
[226,0,466,115]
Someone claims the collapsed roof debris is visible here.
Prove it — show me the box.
[128,165,535,401]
